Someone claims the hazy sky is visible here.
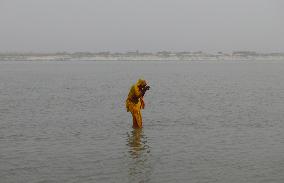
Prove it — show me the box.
[0,0,283,53]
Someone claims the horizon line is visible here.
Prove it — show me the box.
[1,50,284,54]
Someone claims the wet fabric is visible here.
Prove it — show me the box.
[126,79,146,128]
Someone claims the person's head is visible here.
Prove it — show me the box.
[136,79,147,88]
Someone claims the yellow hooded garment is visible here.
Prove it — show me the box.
[126,79,147,128]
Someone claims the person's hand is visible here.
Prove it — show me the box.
[141,85,150,96]
[141,99,145,109]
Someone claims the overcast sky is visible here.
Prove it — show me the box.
[0,0,283,53]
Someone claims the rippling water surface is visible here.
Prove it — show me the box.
[0,61,284,183]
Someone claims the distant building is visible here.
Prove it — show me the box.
[232,51,257,56]
[157,51,171,57]
[126,50,139,55]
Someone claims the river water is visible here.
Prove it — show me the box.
[0,60,283,183]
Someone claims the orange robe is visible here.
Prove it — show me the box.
[126,84,145,128]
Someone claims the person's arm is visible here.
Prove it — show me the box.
[140,97,145,109]
[134,85,142,98]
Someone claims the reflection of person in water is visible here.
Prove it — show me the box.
[127,128,151,182]
[126,79,150,128]
[128,128,143,158]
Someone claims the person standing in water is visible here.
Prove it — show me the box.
[126,79,150,128]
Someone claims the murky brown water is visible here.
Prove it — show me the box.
[0,60,284,183]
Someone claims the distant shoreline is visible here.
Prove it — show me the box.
[1,51,284,61]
